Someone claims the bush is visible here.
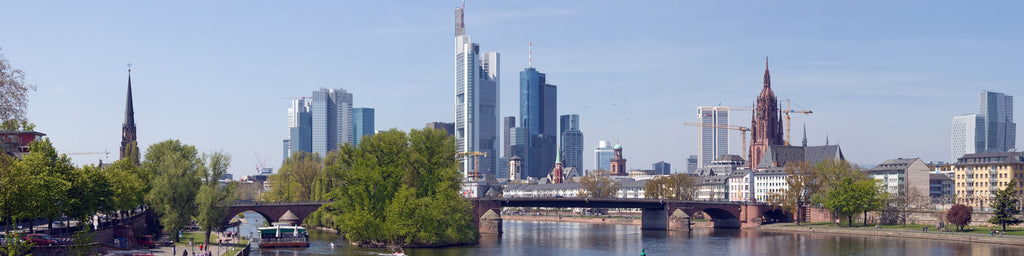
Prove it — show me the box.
[946,204,972,231]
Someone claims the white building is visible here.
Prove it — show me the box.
[752,167,788,202]
[594,140,613,171]
[697,106,729,169]
[867,158,930,198]
[696,176,728,201]
[951,114,983,161]
[454,6,500,178]
[727,170,754,202]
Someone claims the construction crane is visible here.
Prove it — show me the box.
[780,99,813,146]
[254,151,271,175]
[456,151,487,180]
[68,151,111,158]
[683,122,751,159]
[281,96,312,100]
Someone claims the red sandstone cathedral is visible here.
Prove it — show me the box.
[748,58,785,169]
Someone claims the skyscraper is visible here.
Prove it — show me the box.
[697,106,728,169]
[980,91,1015,153]
[503,116,516,158]
[520,67,557,179]
[288,98,312,156]
[311,88,354,157]
[455,6,500,178]
[687,155,698,174]
[951,114,984,161]
[425,122,455,136]
[120,67,137,162]
[653,161,671,175]
[353,107,375,146]
[595,140,613,172]
[560,114,584,171]
[749,58,784,169]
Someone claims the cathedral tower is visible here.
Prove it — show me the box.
[749,58,784,169]
[120,67,138,161]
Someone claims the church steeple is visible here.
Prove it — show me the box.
[802,123,808,147]
[120,65,138,161]
[763,56,770,89]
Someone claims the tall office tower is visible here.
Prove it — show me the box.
[353,108,375,146]
[288,98,313,156]
[951,114,984,161]
[749,58,785,169]
[980,91,1016,153]
[520,67,557,179]
[282,139,290,163]
[686,155,698,174]
[311,88,354,157]
[697,106,729,169]
[595,140,613,172]
[653,161,671,175]
[504,116,516,158]
[560,114,584,171]
[455,6,500,179]
[425,122,455,136]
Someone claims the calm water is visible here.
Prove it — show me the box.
[235,213,1024,256]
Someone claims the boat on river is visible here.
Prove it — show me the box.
[253,225,309,248]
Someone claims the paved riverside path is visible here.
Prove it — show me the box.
[114,231,244,256]
[759,223,1024,246]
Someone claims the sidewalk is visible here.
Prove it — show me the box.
[759,223,1024,246]
[112,231,244,256]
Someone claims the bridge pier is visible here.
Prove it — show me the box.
[641,208,667,230]
[667,209,691,231]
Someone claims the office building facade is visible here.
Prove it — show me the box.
[520,67,557,179]
[653,161,671,175]
[455,6,500,178]
[980,91,1015,153]
[697,106,729,169]
[310,88,354,157]
[951,114,984,161]
[353,108,375,146]
[595,140,613,172]
[287,98,313,157]
[560,114,584,171]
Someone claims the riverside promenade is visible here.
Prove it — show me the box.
[759,223,1024,246]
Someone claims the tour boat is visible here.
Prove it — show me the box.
[254,225,309,248]
[392,246,406,256]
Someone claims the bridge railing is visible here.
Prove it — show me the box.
[231,200,332,207]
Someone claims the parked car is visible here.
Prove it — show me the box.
[137,235,155,248]
[24,233,57,246]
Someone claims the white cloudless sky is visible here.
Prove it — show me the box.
[1,1,1021,177]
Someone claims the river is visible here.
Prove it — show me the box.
[235,213,1024,256]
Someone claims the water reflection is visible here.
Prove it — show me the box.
[232,212,1024,256]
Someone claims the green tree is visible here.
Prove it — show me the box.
[580,169,621,198]
[65,164,114,225]
[104,158,148,217]
[0,48,36,124]
[822,178,885,226]
[811,159,866,206]
[644,173,696,200]
[0,154,30,233]
[195,151,238,245]
[0,232,32,256]
[266,151,322,202]
[15,138,73,233]
[768,161,818,225]
[143,140,202,242]
[314,128,476,247]
[0,120,34,132]
[988,179,1022,231]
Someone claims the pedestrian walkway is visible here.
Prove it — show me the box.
[110,231,244,256]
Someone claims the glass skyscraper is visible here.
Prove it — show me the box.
[520,67,557,179]
[697,106,729,169]
[353,108,375,146]
[595,140,613,172]
[310,88,353,157]
[981,91,1015,153]
[287,98,312,157]
[560,114,583,171]
[455,6,500,178]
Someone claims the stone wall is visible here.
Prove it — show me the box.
[804,207,1018,228]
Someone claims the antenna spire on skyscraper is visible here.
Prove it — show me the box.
[529,41,533,68]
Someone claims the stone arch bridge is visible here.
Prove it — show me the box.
[225,201,328,226]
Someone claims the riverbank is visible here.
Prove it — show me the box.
[759,223,1024,246]
[503,214,641,226]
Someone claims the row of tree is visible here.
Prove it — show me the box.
[268,129,477,247]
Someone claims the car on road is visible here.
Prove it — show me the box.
[24,233,57,246]
[137,235,155,248]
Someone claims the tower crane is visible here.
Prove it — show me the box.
[683,122,751,159]
[456,151,487,180]
[780,99,812,146]
[68,151,111,158]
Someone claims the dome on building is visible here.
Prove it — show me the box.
[614,144,622,150]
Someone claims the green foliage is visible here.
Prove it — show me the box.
[310,129,476,247]
[580,169,621,198]
[988,179,1022,231]
[65,164,114,223]
[822,178,886,226]
[16,138,74,230]
[0,153,31,230]
[143,140,203,241]
[644,173,696,200]
[810,159,866,206]
[104,158,148,214]
[947,204,973,231]
[0,232,31,256]
[71,228,95,256]
[0,120,34,132]
[266,151,323,202]
[195,151,237,244]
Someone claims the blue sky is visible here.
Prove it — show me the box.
[1,1,1021,177]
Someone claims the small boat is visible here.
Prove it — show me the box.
[254,225,309,248]
[391,246,406,256]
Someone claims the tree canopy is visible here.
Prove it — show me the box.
[988,179,1022,231]
[194,151,237,244]
[308,129,476,247]
[768,161,817,225]
[143,139,203,242]
[0,48,35,124]
[947,204,973,231]
[644,173,696,200]
[580,169,621,198]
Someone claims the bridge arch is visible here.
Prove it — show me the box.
[225,201,326,226]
